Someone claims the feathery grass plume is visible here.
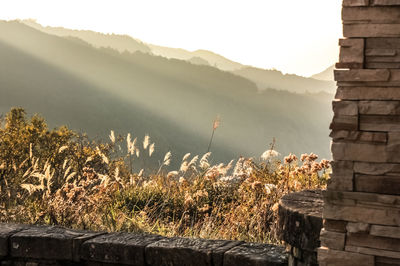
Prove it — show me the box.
[20,183,43,195]
[261,150,280,161]
[149,143,155,157]
[138,169,144,177]
[109,130,116,144]
[62,159,69,170]
[135,149,140,158]
[188,155,199,168]
[58,145,68,153]
[182,153,191,162]
[167,171,179,178]
[180,161,189,173]
[207,115,221,153]
[65,172,76,183]
[29,143,33,159]
[85,156,93,163]
[163,151,172,166]
[200,152,211,169]
[143,135,150,150]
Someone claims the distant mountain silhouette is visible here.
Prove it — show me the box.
[0,20,333,165]
[22,19,151,54]
[232,67,336,93]
[311,65,335,81]
[188,56,210,66]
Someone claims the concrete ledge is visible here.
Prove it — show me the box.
[0,223,288,266]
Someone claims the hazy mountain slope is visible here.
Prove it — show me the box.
[232,67,336,94]
[311,65,335,81]
[0,20,333,161]
[21,19,151,54]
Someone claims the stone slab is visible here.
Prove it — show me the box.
[324,190,400,206]
[331,141,388,162]
[334,69,390,82]
[145,237,242,266]
[223,243,287,266]
[366,37,400,49]
[319,229,345,251]
[343,7,400,24]
[323,219,348,233]
[317,247,374,266]
[376,256,400,265]
[330,130,387,143]
[354,162,400,175]
[359,101,400,115]
[332,100,358,116]
[343,0,370,6]
[371,225,400,239]
[330,115,358,131]
[10,225,103,262]
[365,62,400,68]
[346,245,400,259]
[372,0,400,5]
[346,222,371,233]
[338,38,364,68]
[81,232,163,265]
[336,87,400,100]
[323,204,400,226]
[355,174,400,195]
[344,24,400,38]
[0,224,30,257]
[360,115,400,132]
[347,233,400,252]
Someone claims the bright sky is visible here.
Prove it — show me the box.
[0,0,342,77]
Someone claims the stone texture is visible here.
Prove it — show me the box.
[323,204,400,226]
[331,142,387,162]
[332,100,358,116]
[317,247,374,266]
[323,220,347,233]
[355,174,400,194]
[0,224,30,258]
[346,245,400,259]
[354,162,400,175]
[337,38,364,69]
[336,86,400,100]
[334,69,390,81]
[319,229,345,251]
[360,115,400,131]
[366,37,400,49]
[344,24,400,38]
[346,222,371,233]
[145,237,242,266]
[223,243,287,266]
[81,232,162,265]
[327,160,354,191]
[376,256,400,265]
[366,48,397,56]
[330,130,387,143]
[343,0,370,6]
[371,225,400,239]
[372,0,400,5]
[343,7,400,24]
[359,101,400,115]
[10,225,102,261]
[347,233,400,252]
[276,190,323,252]
[366,62,400,68]
[329,115,358,131]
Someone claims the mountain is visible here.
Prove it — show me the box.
[311,65,335,81]
[232,67,336,94]
[21,19,151,54]
[0,20,333,166]
[20,20,335,94]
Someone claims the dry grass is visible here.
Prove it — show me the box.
[0,108,330,243]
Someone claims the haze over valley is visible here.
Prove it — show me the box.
[0,19,335,166]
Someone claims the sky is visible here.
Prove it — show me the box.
[0,0,342,77]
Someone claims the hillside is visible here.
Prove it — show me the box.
[20,20,334,94]
[232,67,336,94]
[311,65,335,81]
[0,20,333,164]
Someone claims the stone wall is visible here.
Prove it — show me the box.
[276,190,323,266]
[319,1,400,265]
[0,223,287,266]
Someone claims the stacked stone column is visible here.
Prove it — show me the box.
[318,0,400,265]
